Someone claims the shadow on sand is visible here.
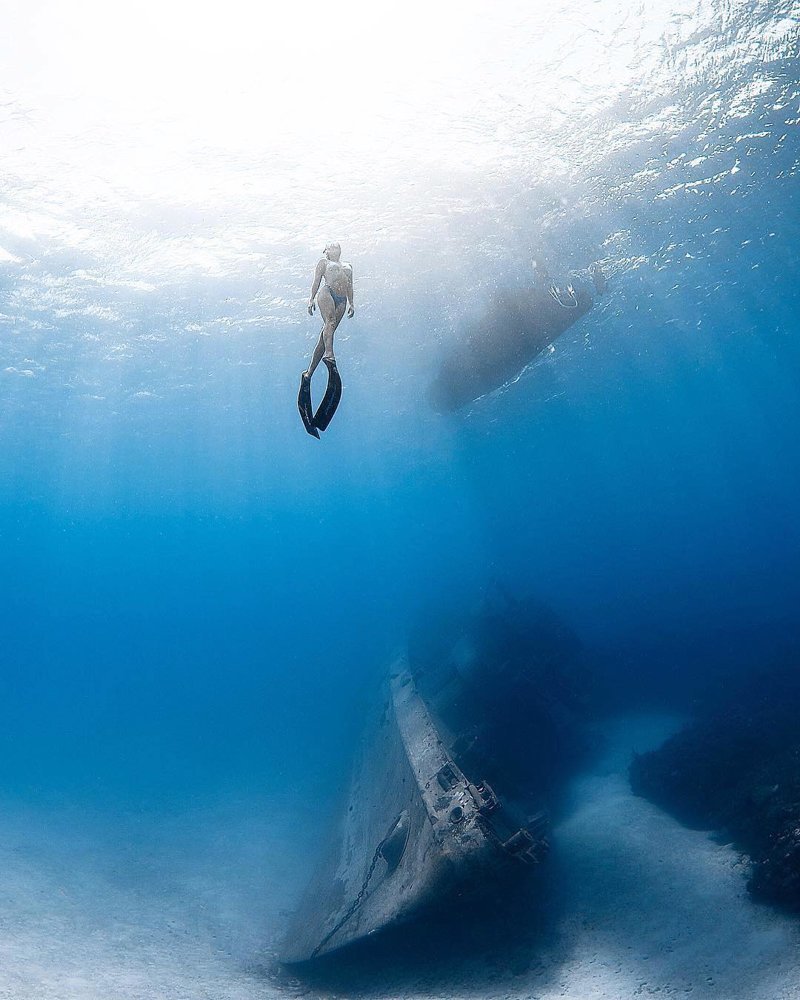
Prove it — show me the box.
[266,863,571,998]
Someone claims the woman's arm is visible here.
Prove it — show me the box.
[346,264,355,318]
[307,259,326,315]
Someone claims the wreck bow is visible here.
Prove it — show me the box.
[281,662,547,963]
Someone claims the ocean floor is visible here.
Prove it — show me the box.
[2,714,799,1000]
[539,715,800,1000]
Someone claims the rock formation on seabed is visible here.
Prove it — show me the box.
[630,666,800,910]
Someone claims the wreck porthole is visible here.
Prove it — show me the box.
[449,805,464,824]
[380,810,411,874]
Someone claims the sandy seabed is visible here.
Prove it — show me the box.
[1,715,798,1000]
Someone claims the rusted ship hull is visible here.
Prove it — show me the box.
[281,662,545,964]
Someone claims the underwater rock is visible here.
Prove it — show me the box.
[630,668,800,911]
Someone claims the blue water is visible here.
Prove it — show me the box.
[0,0,799,992]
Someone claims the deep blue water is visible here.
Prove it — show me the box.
[0,0,798,885]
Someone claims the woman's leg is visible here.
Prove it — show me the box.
[322,321,335,361]
[304,332,325,379]
[317,287,346,363]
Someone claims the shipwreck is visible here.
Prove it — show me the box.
[281,600,589,964]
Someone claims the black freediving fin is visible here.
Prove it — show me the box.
[297,373,320,439]
[312,358,342,432]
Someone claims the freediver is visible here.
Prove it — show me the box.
[298,242,354,438]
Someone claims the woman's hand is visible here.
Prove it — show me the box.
[347,305,355,318]
[307,299,316,316]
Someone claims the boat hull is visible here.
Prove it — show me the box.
[430,284,594,412]
[281,666,517,963]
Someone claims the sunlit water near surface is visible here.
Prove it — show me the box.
[1,0,799,996]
